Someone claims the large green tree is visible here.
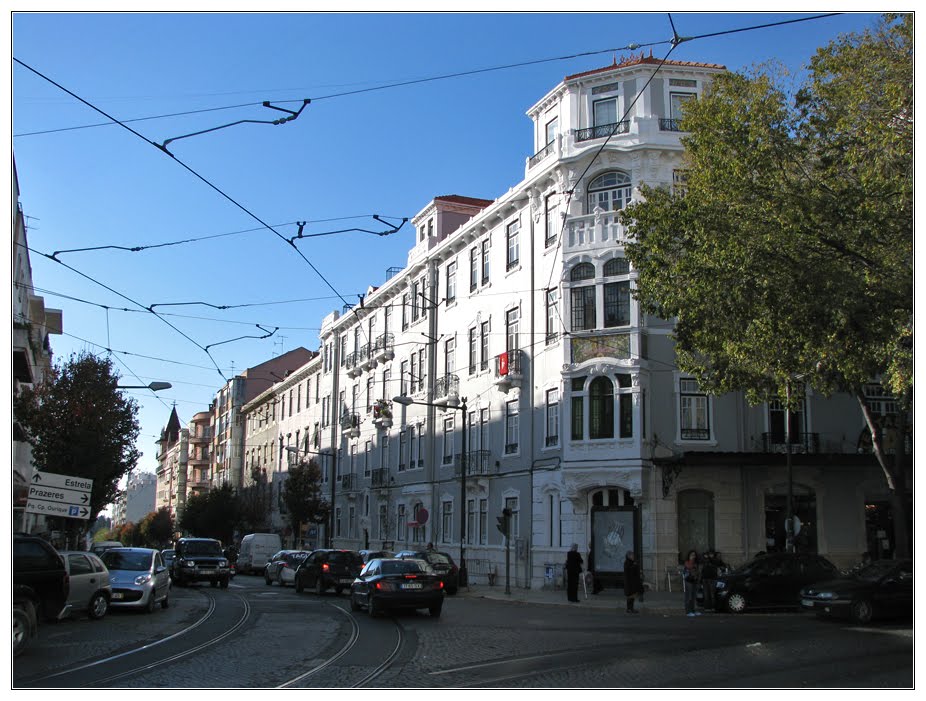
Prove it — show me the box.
[14,352,141,546]
[621,14,912,555]
[281,460,329,548]
[139,507,175,548]
[178,485,240,544]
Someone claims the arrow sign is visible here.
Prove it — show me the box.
[24,500,91,519]
[28,484,91,506]
[31,471,93,493]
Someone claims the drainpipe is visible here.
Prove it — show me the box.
[528,210,536,588]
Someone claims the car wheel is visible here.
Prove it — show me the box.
[335,586,344,596]
[13,601,36,657]
[88,592,109,620]
[315,576,325,596]
[429,603,442,618]
[446,587,458,596]
[295,575,305,593]
[850,598,874,624]
[146,592,157,614]
[220,578,229,589]
[161,592,170,609]
[726,592,746,614]
[350,593,361,612]
[210,580,218,588]
[368,594,381,617]
[265,571,273,585]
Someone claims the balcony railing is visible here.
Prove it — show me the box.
[659,118,684,132]
[564,211,629,252]
[373,333,395,362]
[574,121,630,142]
[528,141,554,168]
[762,432,820,454]
[454,449,493,476]
[433,374,460,404]
[494,349,525,390]
[341,473,357,491]
[371,468,389,488]
[345,350,361,377]
[340,413,360,437]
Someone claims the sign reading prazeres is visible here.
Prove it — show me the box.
[25,471,94,520]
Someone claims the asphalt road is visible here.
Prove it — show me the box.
[13,574,913,689]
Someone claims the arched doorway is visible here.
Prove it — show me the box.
[589,488,637,589]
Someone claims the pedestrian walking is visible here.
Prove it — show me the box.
[565,543,583,602]
[683,549,701,616]
[623,551,644,613]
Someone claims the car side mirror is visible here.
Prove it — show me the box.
[156,565,166,574]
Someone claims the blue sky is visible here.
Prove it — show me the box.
[11,11,884,480]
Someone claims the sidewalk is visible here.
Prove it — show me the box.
[458,581,686,615]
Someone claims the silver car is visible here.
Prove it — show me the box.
[101,548,170,612]
[59,550,111,619]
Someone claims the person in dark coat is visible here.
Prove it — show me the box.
[587,542,603,594]
[565,543,583,602]
[700,550,718,610]
[623,551,643,613]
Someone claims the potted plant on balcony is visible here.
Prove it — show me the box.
[373,399,393,429]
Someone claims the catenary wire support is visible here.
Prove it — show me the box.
[203,324,279,351]
[157,98,310,150]
[286,215,408,244]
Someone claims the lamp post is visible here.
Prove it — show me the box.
[394,394,468,588]
[118,381,172,391]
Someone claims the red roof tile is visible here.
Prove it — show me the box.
[565,54,725,81]
[433,194,495,208]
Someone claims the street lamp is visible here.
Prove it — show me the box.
[394,394,468,588]
[118,381,172,391]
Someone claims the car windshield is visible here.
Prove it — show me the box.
[382,560,426,575]
[427,553,452,565]
[854,561,900,582]
[102,551,152,572]
[285,552,309,566]
[179,541,223,557]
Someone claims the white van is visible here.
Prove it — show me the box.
[238,533,282,575]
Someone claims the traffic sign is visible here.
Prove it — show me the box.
[26,471,93,520]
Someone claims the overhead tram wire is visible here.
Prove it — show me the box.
[58,329,234,373]
[13,57,362,347]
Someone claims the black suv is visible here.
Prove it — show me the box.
[172,538,231,588]
[14,534,70,656]
[396,550,460,595]
[294,549,363,595]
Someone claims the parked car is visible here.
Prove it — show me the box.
[294,549,364,595]
[713,552,839,613]
[162,548,176,572]
[101,547,170,612]
[395,550,460,595]
[238,533,282,575]
[59,550,111,620]
[14,534,70,656]
[265,550,311,587]
[172,538,231,588]
[359,549,394,563]
[350,558,445,618]
[801,559,913,623]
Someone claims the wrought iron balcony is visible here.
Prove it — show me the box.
[528,141,554,168]
[659,118,684,132]
[433,374,460,405]
[762,432,820,454]
[373,333,395,362]
[341,473,357,491]
[340,413,361,437]
[454,449,493,477]
[574,121,629,142]
[371,468,390,488]
[494,349,525,390]
[345,350,361,377]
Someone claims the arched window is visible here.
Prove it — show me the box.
[587,171,632,213]
[570,262,595,281]
[604,257,630,276]
[570,262,596,331]
[603,257,631,328]
[589,376,614,439]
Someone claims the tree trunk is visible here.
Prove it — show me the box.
[856,392,910,559]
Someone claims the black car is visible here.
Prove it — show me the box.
[350,557,445,618]
[801,559,913,623]
[395,550,460,595]
[294,549,363,595]
[14,534,71,656]
[713,552,838,613]
[172,538,231,588]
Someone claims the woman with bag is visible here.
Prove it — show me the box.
[623,551,643,613]
[683,549,702,616]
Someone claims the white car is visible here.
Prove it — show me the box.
[101,548,170,613]
[59,550,111,619]
[264,550,311,586]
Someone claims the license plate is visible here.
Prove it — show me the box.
[339,578,353,584]
[112,592,124,600]
[402,583,423,589]
[801,599,814,607]
[199,570,215,575]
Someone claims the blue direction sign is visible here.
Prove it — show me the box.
[25,471,94,520]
